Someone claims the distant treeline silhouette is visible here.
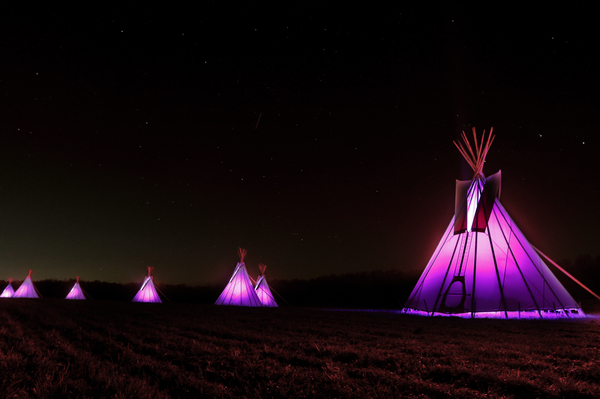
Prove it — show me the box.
[269,269,419,308]
[0,269,420,308]
[3,257,598,308]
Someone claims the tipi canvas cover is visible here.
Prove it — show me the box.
[255,264,278,307]
[1,278,14,298]
[215,248,263,306]
[65,276,86,300]
[13,270,40,298]
[403,129,584,319]
[132,267,162,303]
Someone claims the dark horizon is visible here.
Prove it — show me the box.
[3,252,600,310]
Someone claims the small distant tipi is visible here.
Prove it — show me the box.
[0,278,15,298]
[402,128,584,319]
[215,248,263,306]
[13,270,40,298]
[65,276,86,300]
[255,264,278,307]
[133,267,162,303]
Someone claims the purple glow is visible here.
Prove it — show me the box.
[402,308,586,319]
[321,308,587,320]
[255,275,278,307]
[13,270,40,299]
[215,262,263,307]
[0,279,14,298]
[403,177,585,319]
[132,267,162,303]
[65,277,86,300]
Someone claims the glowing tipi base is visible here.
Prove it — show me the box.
[403,308,585,319]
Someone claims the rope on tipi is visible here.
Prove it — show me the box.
[146,266,172,303]
[154,285,172,303]
[454,127,495,177]
[256,263,291,306]
[268,284,291,307]
[29,269,43,298]
[533,246,600,302]
[77,276,94,300]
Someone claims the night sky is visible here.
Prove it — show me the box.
[1,4,598,285]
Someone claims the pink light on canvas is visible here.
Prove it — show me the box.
[65,276,86,300]
[132,267,162,303]
[0,278,14,298]
[255,275,278,307]
[13,270,40,298]
[215,248,263,307]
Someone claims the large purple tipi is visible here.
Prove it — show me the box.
[132,267,162,303]
[13,270,40,298]
[215,248,263,307]
[403,128,584,319]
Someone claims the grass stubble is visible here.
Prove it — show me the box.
[0,299,599,398]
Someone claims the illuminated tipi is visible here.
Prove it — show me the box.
[13,270,40,298]
[65,276,86,300]
[215,248,263,307]
[132,267,162,303]
[255,263,278,307]
[0,278,15,298]
[403,128,584,319]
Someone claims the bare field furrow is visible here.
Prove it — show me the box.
[1,299,599,398]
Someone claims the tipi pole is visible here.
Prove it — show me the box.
[482,200,509,318]
[493,204,543,316]
[533,246,600,302]
[406,217,457,311]
[494,203,566,312]
[431,232,464,315]
[431,183,474,315]
[486,231,509,318]
[471,230,478,319]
